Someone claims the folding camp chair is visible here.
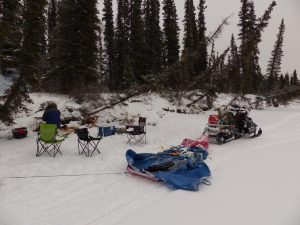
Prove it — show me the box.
[75,128,102,157]
[36,123,66,157]
[126,117,147,145]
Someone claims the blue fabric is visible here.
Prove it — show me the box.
[98,126,116,137]
[42,109,61,128]
[126,146,211,191]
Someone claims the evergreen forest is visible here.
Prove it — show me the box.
[0,0,299,124]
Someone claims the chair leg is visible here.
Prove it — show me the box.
[131,133,146,145]
[78,141,90,157]
[90,140,101,157]
[46,144,55,157]
[127,134,133,144]
[78,140,80,155]
[127,134,139,145]
[134,135,142,145]
[53,143,62,157]
[86,143,90,157]
[52,144,57,157]
[37,139,64,157]
[36,139,40,156]
[37,141,53,157]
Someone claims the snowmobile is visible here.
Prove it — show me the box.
[204,105,262,144]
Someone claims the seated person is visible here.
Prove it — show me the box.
[234,112,247,133]
[218,109,235,126]
[42,102,61,128]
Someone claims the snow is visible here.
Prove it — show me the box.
[1,94,300,225]
[0,74,13,96]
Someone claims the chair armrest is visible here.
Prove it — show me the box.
[55,134,66,142]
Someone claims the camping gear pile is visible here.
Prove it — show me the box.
[204,104,262,144]
[126,145,210,191]
[126,135,211,191]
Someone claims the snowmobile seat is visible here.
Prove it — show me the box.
[75,128,102,157]
[36,123,66,157]
[126,117,147,145]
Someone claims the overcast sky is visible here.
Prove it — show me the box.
[98,0,300,75]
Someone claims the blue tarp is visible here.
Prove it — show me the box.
[126,146,211,191]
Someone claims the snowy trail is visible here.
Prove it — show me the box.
[1,102,300,225]
[120,107,300,225]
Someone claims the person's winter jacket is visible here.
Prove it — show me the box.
[42,108,61,128]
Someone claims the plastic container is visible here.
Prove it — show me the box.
[12,127,28,139]
[98,126,116,137]
[208,115,219,124]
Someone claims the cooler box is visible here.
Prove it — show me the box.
[12,127,28,139]
[98,126,116,137]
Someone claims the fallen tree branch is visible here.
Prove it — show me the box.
[87,91,141,116]
[250,87,300,107]
[186,94,207,108]
[206,15,232,46]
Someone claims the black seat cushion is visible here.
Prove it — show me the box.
[76,128,89,140]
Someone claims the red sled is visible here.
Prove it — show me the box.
[127,165,159,181]
[181,133,209,150]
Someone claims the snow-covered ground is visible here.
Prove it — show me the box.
[0,94,300,225]
[0,74,13,96]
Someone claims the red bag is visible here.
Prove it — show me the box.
[208,114,219,124]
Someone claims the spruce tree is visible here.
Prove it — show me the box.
[267,18,285,91]
[284,72,290,87]
[78,0,100,85]
[226,34,241,93]
[197,0,208,74]
[290,70,299,86]
[115,0,133,90]
[51,0,77,92]
[162,0,180,67]
[20,0,47,90]
[144,0,163,75]
[181,0,204,85]
[97,11,104,84]
[238,0,256,93]
[0,0,22,76]
[0,0,32,125]
[130,0,146,83]
[183,0,198,53]
[208,41,216,85]
[103,0,115,90]
[0,73,31,125]
[278,74,285,89]
[54,0,100,93]
[47,0,58,69]
[238,0,276,94]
